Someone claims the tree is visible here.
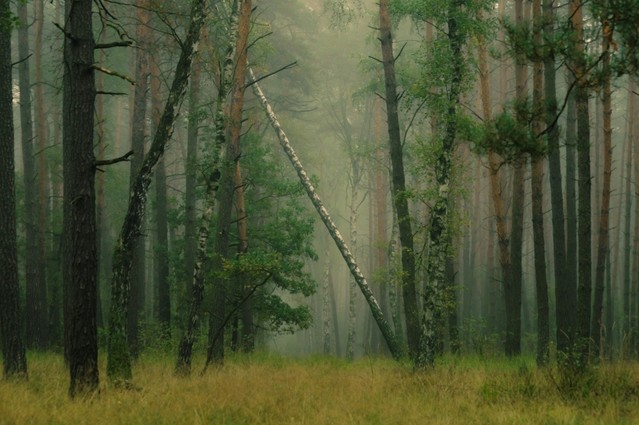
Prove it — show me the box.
[591,5,614,358]
[62,0,99,396]
[205,0,253,367]
[544,0,572,357]
[107,0,208,384]
[0,0,28,379]
[249,67,403,359]
[531,0,549,364]
[378,0,419,359]
[571,0,593,366]
[127,0,151,356]
[17,1,48,350]
[415,0,467,368]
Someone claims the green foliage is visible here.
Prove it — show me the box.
[472,100,547,161]
[323,0,364,29]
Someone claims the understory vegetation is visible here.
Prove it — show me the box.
[2,352,638,424]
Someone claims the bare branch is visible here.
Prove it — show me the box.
[245,62,297,88]
[95,150,134,168]
[91,65,136,85]
[95,40,133,49]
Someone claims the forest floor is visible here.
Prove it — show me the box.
[1,351,639,424]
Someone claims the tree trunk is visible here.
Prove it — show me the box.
[107,0,208,383]
[63,0,99,396]
[346,168,361,360]
[623,79,636,355]
[507,163,524,357]
[249,68,403,360]
[127,0,151,356]
[151,49,171,333]
[183,58,201,308]
[571,0,592,365]
[531,0,549,365]
[591,15,613,359]
[565,84,578,351]
[416,0,464,368]
[175,0,240,376]
[378,0,419,358]
[205,0,253,369]
[18,2,48,350]
[33,0,50,351]
[0,1,28,378]
[477,22,514,357]
[544,0,570,354]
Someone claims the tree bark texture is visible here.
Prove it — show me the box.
[544,0,571,355]
[107,0,208,383]
[249,67,403,360]
[62,0,99,396]
[571,0,592,365]
[18,2,48,350]
[378,0,419,359]
[531,0,549,365]
[0,1,28,379]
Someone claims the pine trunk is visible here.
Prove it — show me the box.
[591,17,613,358]
[0,0,28,378]
[63,0,99,396]
[18,2,48,350]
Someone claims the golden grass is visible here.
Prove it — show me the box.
[1,352,639,424]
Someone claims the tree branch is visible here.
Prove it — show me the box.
[244,61,297,88]
[95,40,133,49]
[91,65,136,85]
[95,150,134,168]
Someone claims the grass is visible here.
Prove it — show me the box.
[1,351,639,424]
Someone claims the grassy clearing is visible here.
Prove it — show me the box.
[1,352,639,424]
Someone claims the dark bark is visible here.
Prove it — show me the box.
[0,1,28,379]
[63,0,99,396]
[34,0,50,350]
[544,0,571,354]
[623,79,635,352]
[18,2,48,350]
[565,86,578,350]
[571,0,592,364]
[531,0,549,365]
[378,0,419,359]
[507,164,524,356]
[107,0,208,383]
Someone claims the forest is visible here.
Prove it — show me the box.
[1,0,639,422]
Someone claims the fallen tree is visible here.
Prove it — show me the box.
[248,68,403,360]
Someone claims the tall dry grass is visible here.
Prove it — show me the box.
[1,352,638,424]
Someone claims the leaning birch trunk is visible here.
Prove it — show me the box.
[106,0,208,385]
[248,68,402,360]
